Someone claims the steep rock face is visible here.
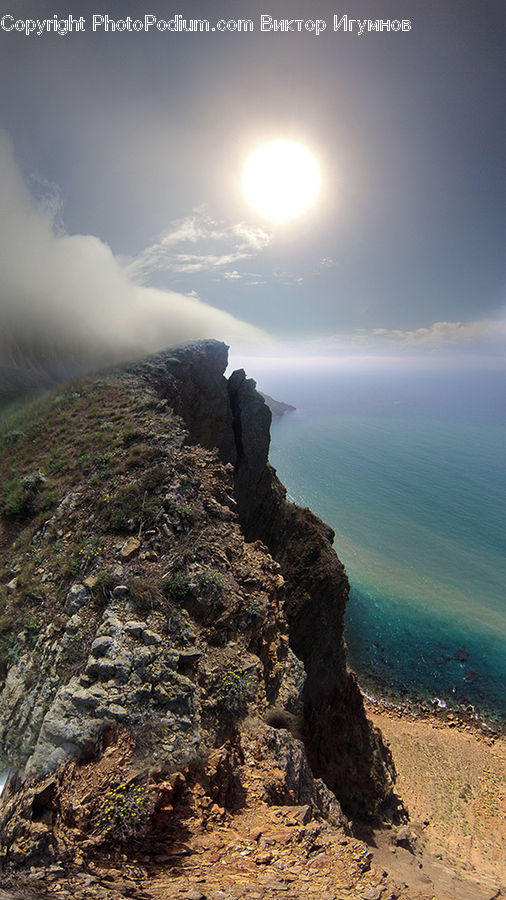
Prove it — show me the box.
[0,338,395,857]
[138,341,237,466]
[227,368,274,538]
[136,341,395,816]
[0,365,347,869]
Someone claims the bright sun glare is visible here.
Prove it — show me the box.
[242,140,321,223]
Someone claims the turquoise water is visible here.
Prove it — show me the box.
[262,367,506,726]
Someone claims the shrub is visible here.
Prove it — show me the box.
[199,569,224,595]
[246,598,265,621]
[163,573,193,603]
[2,430,25,446]
[47,452,70,474]
[174,501,194,520]
[0,603,21,672]
[216,667,252,716]
[78,452,92,471]
[1,476,34,518]
[139,465,166,493]
[121,427,146,447]
[101,482,160,533]
[76,537,107,574]
[95,451,114,479]
[96,782,153,841]
[128,575,163,613]
[24,616,41,647]
[0,468,56,521]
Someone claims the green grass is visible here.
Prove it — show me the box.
[0,370,184,680]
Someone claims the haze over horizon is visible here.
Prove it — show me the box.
[0,0,505,379]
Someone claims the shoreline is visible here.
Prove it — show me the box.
[363,692,503,746]
[345,598,506,737]
[355,667,505,738]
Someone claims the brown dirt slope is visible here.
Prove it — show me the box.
[366,700,505,898]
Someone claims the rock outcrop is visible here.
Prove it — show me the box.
[0,340,397,880]
[259,392,296,419]
[138,341,396,816]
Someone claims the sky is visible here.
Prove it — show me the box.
[0,0,505,379]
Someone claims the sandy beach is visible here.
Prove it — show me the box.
[365,699,506,898]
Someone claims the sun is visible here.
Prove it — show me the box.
[242,140,321,223]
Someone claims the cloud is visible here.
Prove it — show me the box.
[369,320,506,348]
[273,271,304,286]
[273,318,506,369]
[230,223,271,252]
[0,134,270,387]
[29,173,65,232]
[163,251,252,275]
[126,212,272,283]
[231,318,506,376]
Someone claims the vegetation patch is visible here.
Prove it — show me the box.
[163,573,194,604]
[199,569,225,595]
[100,471,164,534]
[96,781,153,841]
[216,667,252,717]
[0,372,184,684]
[0,471,51,520]
[128,574,164,613]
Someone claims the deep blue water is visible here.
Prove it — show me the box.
[255,365,505,726]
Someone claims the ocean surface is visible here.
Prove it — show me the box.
[255,365,505,727]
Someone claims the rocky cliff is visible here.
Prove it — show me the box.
[258,393,296,420]
[0,340,398,885]
[138,342,395,814]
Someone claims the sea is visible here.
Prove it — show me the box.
[245,362,506,729]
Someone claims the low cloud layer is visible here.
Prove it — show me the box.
[369,320,506,348]
[230,318,506,375]
[0,134,269,388]
[314,319,506,357]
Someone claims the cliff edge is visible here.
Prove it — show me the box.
[0,340,397,882]
[138,341,396,815]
